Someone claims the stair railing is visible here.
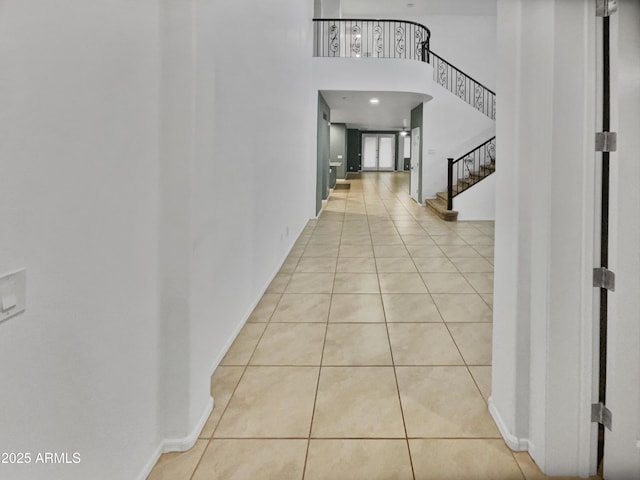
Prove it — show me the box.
[313,19,430,62]
[447,136,496,210]
[430,52,495,120]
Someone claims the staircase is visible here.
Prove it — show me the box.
[426,194,459,221]
[426,51,497,221]
[426,159,495,221]
[426,136,496,221]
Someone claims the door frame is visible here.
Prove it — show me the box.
[361,133,396,172]
[602,1,640,477]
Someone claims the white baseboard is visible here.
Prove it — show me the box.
[140,217,311,479]
[138,443,163,480]
[137,396,213,480]
[207,218,310,378]
[488,396,530,451]
[161,396,214,453]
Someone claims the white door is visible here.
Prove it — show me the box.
[362,134,395,171]
[603,1,640,478]
[362,135,378,171]
[377,135,395,171]
[410,127,420,202]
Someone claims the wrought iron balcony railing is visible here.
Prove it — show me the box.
[430,52,496,120]
[313,18,430,62]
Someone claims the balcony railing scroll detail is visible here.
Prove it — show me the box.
[431,52,496,120]
[447,137,496,210]
[313,19,430,62]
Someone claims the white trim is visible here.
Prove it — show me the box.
[488,397,529,451]
[137,444,163,480]
[139,219,309,480]
[207,219,308,377]
[162,396,213,452]
[576,1,598,475]
[136,396,213,480]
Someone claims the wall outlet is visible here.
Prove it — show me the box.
[0,269,26,324]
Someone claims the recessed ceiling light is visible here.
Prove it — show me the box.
[370,98,380,104]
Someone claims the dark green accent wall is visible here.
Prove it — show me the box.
[347,129,361,172]
[316,93,330,214]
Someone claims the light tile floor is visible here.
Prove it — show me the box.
[148,172,586,480]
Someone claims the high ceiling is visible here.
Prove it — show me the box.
[321,90,430,131]
[340,0,497,17]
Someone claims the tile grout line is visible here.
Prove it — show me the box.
[187,438,212,480]
[300,189,347,480]
[386,174,500,453]
[369,181,417,480]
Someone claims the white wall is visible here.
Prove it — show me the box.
[0,0,316,479]
[0,1,161,479]
[453,174,495,221]
[209,0,315,330]
[416,15,497,90]
[421,84,495,200]
[312,57,433,95]
[491,0,597,476]
[158,0,316,468]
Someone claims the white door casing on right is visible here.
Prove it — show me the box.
[602,1,640,478]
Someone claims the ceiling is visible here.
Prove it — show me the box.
[321,90,430,131]
[340,0,497,17]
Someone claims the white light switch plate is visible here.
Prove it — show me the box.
[0,269,26,323]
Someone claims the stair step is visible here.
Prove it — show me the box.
[425,197,458,222]
[439,186,465,198]
[436,161,495,218]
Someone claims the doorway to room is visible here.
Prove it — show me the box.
[362,134,395,171]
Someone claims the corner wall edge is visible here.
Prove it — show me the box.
[488,396,530,451]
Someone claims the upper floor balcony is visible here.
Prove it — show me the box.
[311,18,434,100]
[312,18,495,121]
[313,18,431,62]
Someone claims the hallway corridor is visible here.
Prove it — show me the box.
[149,173,548,479]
